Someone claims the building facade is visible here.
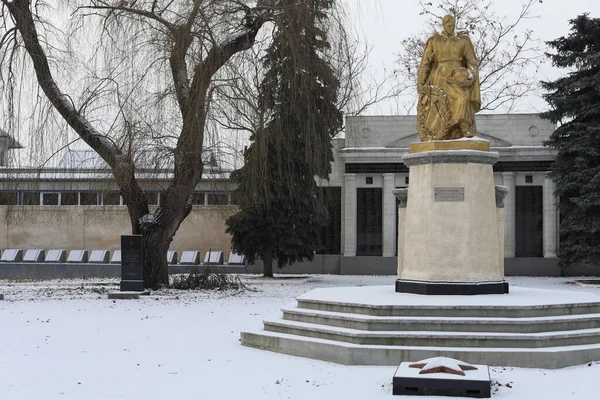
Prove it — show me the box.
[1,115,580,275]
[310,113,562,275]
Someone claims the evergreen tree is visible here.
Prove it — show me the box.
[226,0,343,277]
[541,14,600,270]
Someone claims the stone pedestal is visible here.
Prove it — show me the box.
[396,144,508,295]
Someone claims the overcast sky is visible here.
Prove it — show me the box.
[343,0,600,114]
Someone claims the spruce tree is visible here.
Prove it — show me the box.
[541,14,600,270]
[226,0,343,277]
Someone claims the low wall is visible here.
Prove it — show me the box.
[0,263,245,280]
[247,255,341,275]
[0,205,237,260]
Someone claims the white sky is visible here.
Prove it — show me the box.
[344,0,600,114]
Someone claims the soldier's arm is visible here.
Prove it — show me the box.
[417,36,436,91]
[461,33,479,82]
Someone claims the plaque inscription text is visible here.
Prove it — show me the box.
[434,187,465,202]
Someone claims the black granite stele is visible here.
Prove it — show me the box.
[392,375,491,398]
[396,279,509,295]
[120,235,144,292]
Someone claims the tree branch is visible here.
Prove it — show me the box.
[7,0,121,169]
[77,2,176,33]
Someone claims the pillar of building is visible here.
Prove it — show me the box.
[343,173,357,256]
[382,173,396,257]
[502,172,516,258]
[543,175,558,258]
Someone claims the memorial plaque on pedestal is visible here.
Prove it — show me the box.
[434,187,465,202]
[120,235,144,291]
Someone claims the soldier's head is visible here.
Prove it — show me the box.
[442,15,456,36]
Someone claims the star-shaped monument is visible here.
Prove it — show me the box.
[409,357,478,376]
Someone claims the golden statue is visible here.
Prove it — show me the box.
[417,15,481,141]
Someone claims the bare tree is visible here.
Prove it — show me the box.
[396,0,543,113]
[0,0,277,288]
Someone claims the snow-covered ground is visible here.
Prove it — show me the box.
[1,275,599,400]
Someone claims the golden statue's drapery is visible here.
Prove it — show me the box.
[417,17,481,141]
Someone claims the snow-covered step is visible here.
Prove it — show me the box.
[263,318,600,348]
[295,286,600,318]
[296,298,600,318]
[281,307,600,333]
[241,329,600,368]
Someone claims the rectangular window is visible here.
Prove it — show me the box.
[61,192,78,205]
[207,193,228,205]
[191,192,205,205]
[0,191,18,205]
[356,188,383,256]
[80,192,98,205]
[22,192,40,205]
[102,192,121,205]
[42,193,59,205]
[515,186,543,257]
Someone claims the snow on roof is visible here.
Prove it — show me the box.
[56,149,236,175]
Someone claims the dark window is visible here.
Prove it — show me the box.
[191,192,205,205]
[316,187,342,255]
[22,192,40,205]
[207,193,228,205]
[405,176,409,185]
[516,186,543,257]
[0,191,18,205]
[42,193,59,205]
[356,188,382,256]
[61,192,78,205]
[80,192,98,205]
[102,192,120,205]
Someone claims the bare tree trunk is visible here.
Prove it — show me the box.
[262,253,274,278]
[141,227,171,289]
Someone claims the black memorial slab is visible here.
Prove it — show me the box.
[120,235,144,291]
[396,279,509,295]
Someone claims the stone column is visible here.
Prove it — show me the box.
[495,186,509,277]
[382,173,396,257]
[502,172,516,258]
[543,175,557,258]
[343,173,357,256]
[393,189,408,277]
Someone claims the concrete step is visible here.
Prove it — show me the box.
[282,307,600,333]
[241,329,600,368]
[263,318,600,348]
[296,298,600,318]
